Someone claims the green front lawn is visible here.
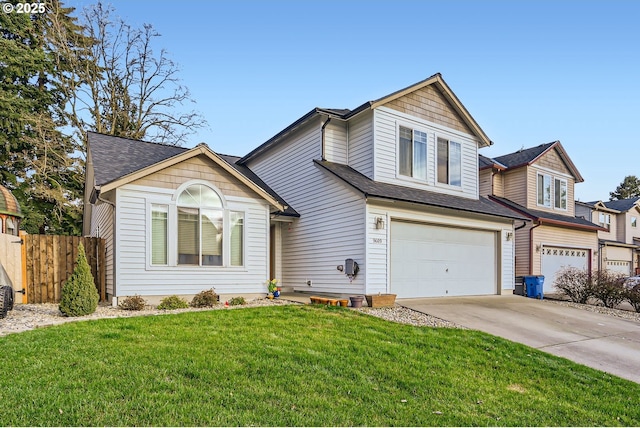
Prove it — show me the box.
[0,305,638,426]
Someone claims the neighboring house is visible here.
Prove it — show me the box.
[480,142,604,293]
[575,197,640,275]
[83,133,298,305]
[0,184,22,236]
[236,73,525,299]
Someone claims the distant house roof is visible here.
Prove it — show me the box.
[478,154,507,171]
[86,132,298,217]
[240,73,492,164]
[314,160,528,222]
[490,196,604,231]
[493,141,584,182]
[0,184,22,218]
[602,197,640,212]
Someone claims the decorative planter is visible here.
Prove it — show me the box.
[338,299,349,307]
[273,290,280,298]
[349,296,364,308]
[365,294,397,308]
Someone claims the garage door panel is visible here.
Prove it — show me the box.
[390,221,496,298]
[541,246,589,293]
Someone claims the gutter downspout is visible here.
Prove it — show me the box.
[321,116,332,161]
[95,188,117,306]
[529,221,542,275]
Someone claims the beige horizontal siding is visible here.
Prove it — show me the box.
[531,225,598,274]
[502,168,528,206]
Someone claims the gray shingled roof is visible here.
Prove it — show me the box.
[603,197,640,212]
[490,196,604,231]
[478,154,507,170]
[493,142,556,168]
[314,160,528,221]
[88,132,186,186]
[87,132,298,216]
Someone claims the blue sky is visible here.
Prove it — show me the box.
[65,0,639,202]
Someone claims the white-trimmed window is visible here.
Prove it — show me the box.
[632,216,637,228]
[399,126,427,180]
[177,184,224,266]
[537,173,551,207]
[599,212,611,231]
[437,137,461,187]
[151,204,168,265]
[554,178,567,210]
[230,211,244,266]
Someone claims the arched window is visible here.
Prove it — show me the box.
[177,184,223,266]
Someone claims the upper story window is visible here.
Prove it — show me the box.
[599,212,611,231]
[632,216,637,228]
[554,178,567,210]
[398,126,427,181]
[537,173,551,207]
[437,137,461,187]
[5,218,15,235]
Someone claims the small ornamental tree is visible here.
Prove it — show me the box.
[59,243,99,317]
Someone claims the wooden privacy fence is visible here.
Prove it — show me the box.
[24,235,106,304]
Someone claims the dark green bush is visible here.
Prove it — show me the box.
[59,243,99,317]
[118,295,147,311]
[191,289,219,307]
[228,296,246,306]
[157,295,189,310]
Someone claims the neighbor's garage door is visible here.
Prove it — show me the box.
[390,221,496,298]
[541,246,589,293]
[606,260,631,276]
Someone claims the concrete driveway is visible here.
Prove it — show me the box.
[399,294,640,384]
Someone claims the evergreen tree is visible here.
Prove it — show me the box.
[59,243,99,316]
[610,175,640,201]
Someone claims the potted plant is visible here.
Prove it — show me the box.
[267,279,280,298]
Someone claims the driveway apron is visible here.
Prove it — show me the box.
[400,295,640,384]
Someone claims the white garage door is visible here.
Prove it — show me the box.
[606,260,631,276]
[390,221,496,298]
[541,246,589,293]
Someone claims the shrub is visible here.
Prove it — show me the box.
[157,295,189,310]
[553,267,594,304]
[59,243,99,317]
[625,285,640,313]
[191,289,219,308]
[228,296,246,306]
[591,270,626,308]
[118,295,147,311]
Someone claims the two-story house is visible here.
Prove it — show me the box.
[575,197,640,275]
[83,73,527,304]
[480,142,604,293]
[238,73,525,299]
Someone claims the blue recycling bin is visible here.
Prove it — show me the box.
[524,275,544,299]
